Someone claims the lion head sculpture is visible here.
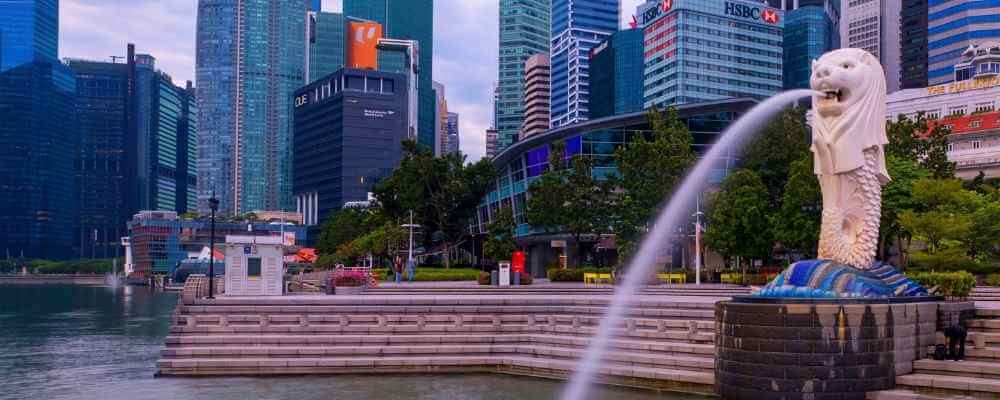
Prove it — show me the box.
[809,48,890,184]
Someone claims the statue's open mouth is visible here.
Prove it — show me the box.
[822,89,844,102]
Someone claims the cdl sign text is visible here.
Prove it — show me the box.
[724,1,780,24]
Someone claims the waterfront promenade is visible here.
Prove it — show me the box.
[159,283,1000,399]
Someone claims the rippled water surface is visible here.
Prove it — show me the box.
[0,285,707,400]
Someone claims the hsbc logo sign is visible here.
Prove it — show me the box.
[634,0,673,27]
[724,2,780,24]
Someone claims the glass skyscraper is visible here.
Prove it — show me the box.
[783,5,836,90]
[589,28,644,119]
[0,61,78,259]
[344,0,435,151]
[0,0,58,72]
[928,0,1000,85]
[196,0,305,215]
[307,11,345,83]
[549,0,619,128]
[0,0,77,259]
[900,0,927,89]
[66,45,198,258]
[66,58,130,259]
[640,0,784,108]
[496,0,551,153]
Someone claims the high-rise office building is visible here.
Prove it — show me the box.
[433,80,448,155]
[520,52,551,139]
[549,0,619,128]
[783,4,837,90]
[0,0,58,72]
[588,28,643,118]
[446,112,460,155]
[639,0,784,108]
[195,0,305,215]
[149,73,198,215]
[496,0,551,153]
[66,57,129,259]
[928,0,1000,86]
[66,45,198,258]
[293,68,409,227]
[378,38,420,140]
[307,11,345,83]
[900,0,927,89]
[344,0,435,151]
[840,0,902,92]
[0,0,77,259]
[485,128,499,159]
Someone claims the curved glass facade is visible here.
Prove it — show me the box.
[928,0,1000,85]
[473,99,755,276]
[783,5,835,90]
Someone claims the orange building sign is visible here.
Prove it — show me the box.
[347,21,382,69]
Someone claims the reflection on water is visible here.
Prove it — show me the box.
[0,285,706,400]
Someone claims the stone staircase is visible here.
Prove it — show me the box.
[157,295,719,394]
[362,284,752,298]
[871,306,1000,400]
[970,287,1000,302]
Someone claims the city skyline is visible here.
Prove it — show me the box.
[57,0,644,162]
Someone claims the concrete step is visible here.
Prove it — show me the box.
[915,359,1000,378]
[897,372,1000,398]
[156,355,716,387]
[160,343,714,371]
[866,389,978,400]
[176,304,718,319]
[163,333,714,357]
[968,319,1000,332]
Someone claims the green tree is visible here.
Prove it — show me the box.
[484,206,517,262]
[526,142,613,266]
[704,169,774,265]
[970,201,1000,260]
[900,210,972,254]
[374,140,496,268]
[741,107,811,206]
[878,155,930,264]
[611,106,696,260]
[315,208,373,255]
[771,156,821,257]
[886,113,955,179]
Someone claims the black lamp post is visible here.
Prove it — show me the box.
[207,194,220,299]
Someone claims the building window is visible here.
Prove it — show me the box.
[948,143,954,152]
[973,140,982,150]
[247,257,262,278]
[970,120,982,128]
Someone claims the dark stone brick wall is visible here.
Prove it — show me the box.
[716,300,939,400]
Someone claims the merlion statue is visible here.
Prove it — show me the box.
[810,48,889,270]
[756,49,927,298]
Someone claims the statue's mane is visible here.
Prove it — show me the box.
[810,48,890,182]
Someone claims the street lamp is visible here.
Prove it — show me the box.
[401,210,421,279]
[207,193,220,299]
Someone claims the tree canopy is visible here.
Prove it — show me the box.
[704,169,774,263]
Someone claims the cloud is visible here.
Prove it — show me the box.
[60,0,196,85]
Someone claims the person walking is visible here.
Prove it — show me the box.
[393,257,403,284]
[406,259,416,283]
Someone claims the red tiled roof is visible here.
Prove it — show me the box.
[928,111,1000,135]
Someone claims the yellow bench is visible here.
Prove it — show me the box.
[721,273,741,284]
[584,272,614,285]
[657,273,686,284]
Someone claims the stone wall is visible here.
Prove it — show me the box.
[716,299,939,400]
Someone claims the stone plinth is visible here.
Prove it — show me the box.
[716,297,939,400]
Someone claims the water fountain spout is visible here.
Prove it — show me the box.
[561,89,819,400]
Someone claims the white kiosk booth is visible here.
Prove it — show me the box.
[224,235,284,296]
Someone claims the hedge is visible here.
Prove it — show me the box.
[23,259,116,275]
[369,267,482,281]
[546,267,613,282]
[907,271,976,298]
[988,274,1000,287]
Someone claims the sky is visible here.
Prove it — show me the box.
[59,0,644,162]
